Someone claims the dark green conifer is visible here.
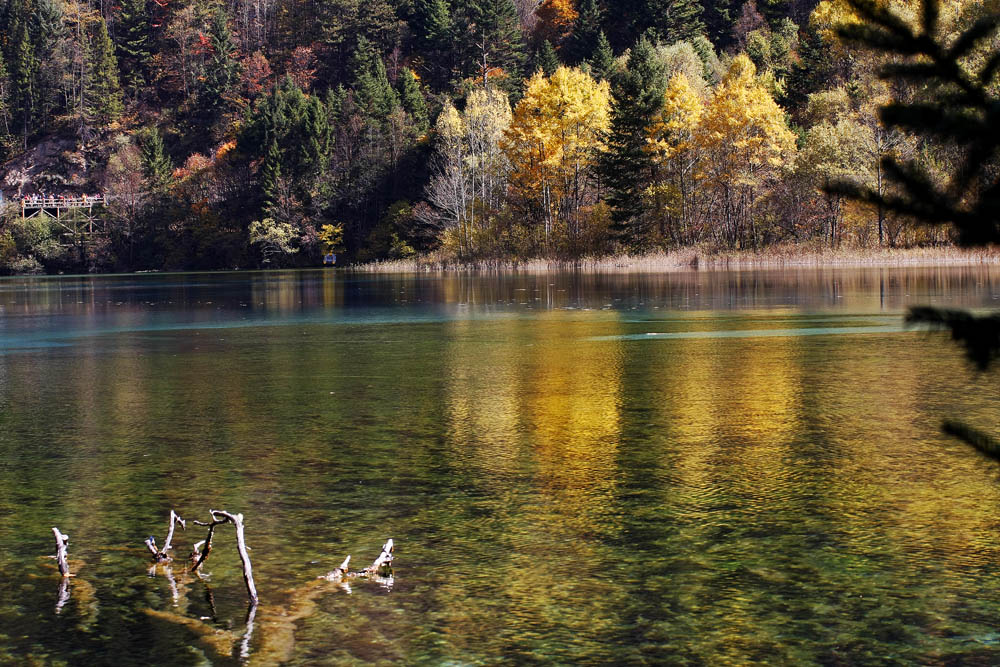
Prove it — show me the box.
[8,0,35,146]
[644,0,705,45]
[703,0,736,49]
[598,34,666,246]
[466,0,525,83]
[587,31,615,81]
[351,38,400,122]
[260,138,283,210]
[567,0,604,65]
[786,22,836,117]
[139,127,173,194]
[87,16,124,127]
[535,40,560,76]
[116,0,151,96]
[397,68,429,133]
[414,0,454,86]
[202,11,240,116]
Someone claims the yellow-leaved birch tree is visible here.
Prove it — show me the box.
[645,73,704,245]
[504,66,610,251]
[695,54,796,248]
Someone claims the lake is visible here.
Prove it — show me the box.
[2,266,1000,665]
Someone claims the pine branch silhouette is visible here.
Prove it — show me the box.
[833,0,1000,453]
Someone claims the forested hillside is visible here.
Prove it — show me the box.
[0,0,993,272]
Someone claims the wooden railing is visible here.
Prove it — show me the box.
[21,196,108,209]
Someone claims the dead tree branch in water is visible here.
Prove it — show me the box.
[190,510,258,605]
[51,527,71,578]
[363,539,394,577]
[145,510,186,562]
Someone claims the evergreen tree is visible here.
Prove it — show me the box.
[535,40,560,76]
[413,0,455,86]
[261,138,283,210]
[116,0,151,97]
[397,68,429,133]
[587,31,615,81]
[87,16,124,127]
[703,0,736,49]
[598,35,667,246]
[786,22,836,119]
[567,0,604,65]
[8,0,35,146]
[0,47,12,154]
[644,0,705,45]
[465,0,525,84]
[351,38,400,122]
[139,127,173,194]
[201,10,240,117]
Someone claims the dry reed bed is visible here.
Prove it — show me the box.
[353,246,1000,274]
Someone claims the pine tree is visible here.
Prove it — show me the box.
[598,35,667,246]
[466,0,525,84]
[397,68,429,133]
[413,0,454,85]
[87,16,124,127]
[8,0,35,146]
[116,0,151,97]
[261,138,283,210]
[351,38,400,122]
[644,0,705,45]
[786,22,836,119]
[703,0,736,49]
[587,31,615,81]
[139,127,173,194]
[0,47,12,150]
[567,0,604,65]
[535,40,560,76]
[201,10,240,116]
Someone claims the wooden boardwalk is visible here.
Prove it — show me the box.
[20,195,110,239]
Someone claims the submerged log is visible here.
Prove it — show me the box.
[51,527,70,578]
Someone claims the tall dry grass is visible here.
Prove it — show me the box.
[353,245,1000,274]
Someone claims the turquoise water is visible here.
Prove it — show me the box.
[2,266,1000,664]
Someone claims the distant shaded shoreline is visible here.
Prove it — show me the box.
[353,245,1000,273]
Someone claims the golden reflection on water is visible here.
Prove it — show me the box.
[5,267,1000,663]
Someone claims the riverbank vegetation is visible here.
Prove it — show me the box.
[0,0,994,273]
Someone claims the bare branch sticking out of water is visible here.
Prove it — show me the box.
[210,510,258,605]
[51,527,70,578]
[190,510,258,605]
[363,539,393,577]
[146,511,186,562]
[320,555,351,582]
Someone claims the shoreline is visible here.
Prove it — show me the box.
[352,245,1000,274]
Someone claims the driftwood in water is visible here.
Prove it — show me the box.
[320,555,351,582]
[51,527,70,578]
[190,509,258,605]
[145,510,186,562]
[363,539,394,577]
[146,539,395,663]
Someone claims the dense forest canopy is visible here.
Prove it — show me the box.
[0,0,995,272]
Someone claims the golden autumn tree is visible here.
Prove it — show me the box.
[644,73,704,245]
[534,0,579,48]
[425,88,513,257]
[503,66,610,251]
[695,55,796,248]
